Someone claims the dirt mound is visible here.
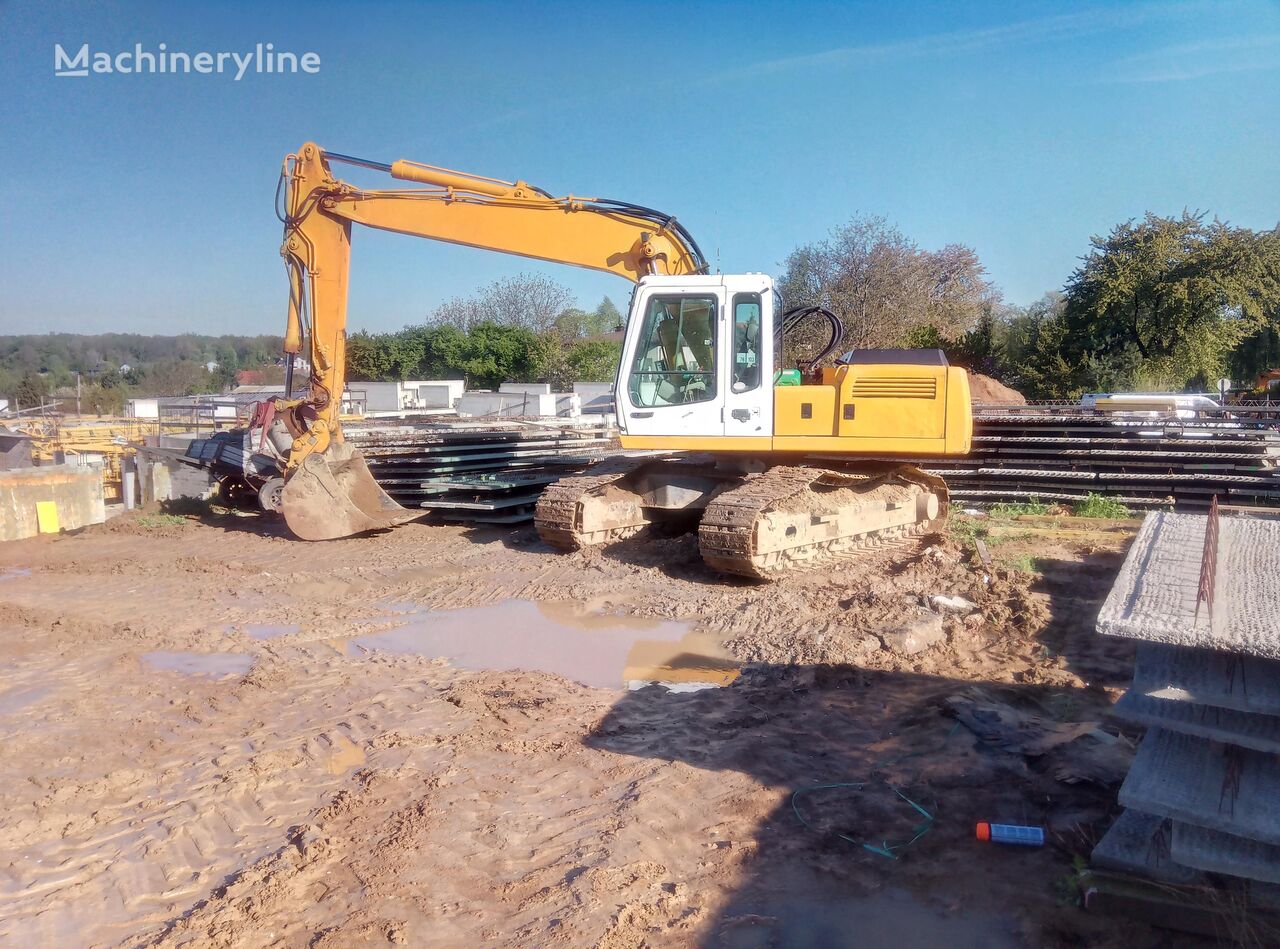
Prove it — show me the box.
[968,371,1026,404]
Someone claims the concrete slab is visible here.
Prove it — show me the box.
[1132,643,1280,716]
[0,464,106,541]
[1119,728,1280,846]
[1091,809,1203,884]
[1172,821,1280,885]
[1097,512,1280,660]
[1112,690,1280,754]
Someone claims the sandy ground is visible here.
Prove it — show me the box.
[0,507,1158,947]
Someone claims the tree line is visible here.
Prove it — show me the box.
[347,276,625,390]
[779,211,1280,399]
[0,334,283,414]
[5,209,1279,412]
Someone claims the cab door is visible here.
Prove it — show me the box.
[721,277,773,438]
[617,283,726,438]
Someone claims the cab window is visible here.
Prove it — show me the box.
[627,295,718,407]
[732,293,762,392]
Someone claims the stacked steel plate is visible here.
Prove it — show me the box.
[346,420,618,523]
[906,404,1280,511]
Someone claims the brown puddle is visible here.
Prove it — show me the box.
[142,651,254,678]
[243,623,301,640]
[350,599,740,691]
[0,685,52,717]
[322,734,366,775]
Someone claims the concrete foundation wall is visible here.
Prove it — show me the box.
[417,383,461,409]
[457,392,560,418]
[359,382,408,412]
[0,464,106,541]
[554,394,582,417]
[573,382,614,413]
[138,456,215,504]
[416,380,465,408]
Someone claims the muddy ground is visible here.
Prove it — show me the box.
[0,507,1163,947]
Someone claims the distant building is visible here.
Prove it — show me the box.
[125,398,160,420]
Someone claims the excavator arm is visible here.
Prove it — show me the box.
[272,142,706,540]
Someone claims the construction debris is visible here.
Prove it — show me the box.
[1094,507,1280,896]
[1097,511,1280,659]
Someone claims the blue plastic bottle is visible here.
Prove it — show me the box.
[976,822,1045,846]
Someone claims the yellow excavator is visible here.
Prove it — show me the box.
[265,142,971,578]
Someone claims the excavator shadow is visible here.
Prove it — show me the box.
[585,661,1130,948]
[1026,551,1137,693]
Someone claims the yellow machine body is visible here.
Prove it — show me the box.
[621,367,971,454]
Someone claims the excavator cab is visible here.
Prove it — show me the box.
[615,273,971,456]
[618,274,775,447]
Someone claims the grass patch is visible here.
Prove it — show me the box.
[1072,493,1132,519]
[950,517,989,546]
[137,513,187,528]
[1003,553,1041,574]
[984,529,1032,547]
[988,500,1055,518]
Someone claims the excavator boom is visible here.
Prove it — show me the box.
[272,142,706,540]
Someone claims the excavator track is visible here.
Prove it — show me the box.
[697,464,948,579]
[534,457,655,549]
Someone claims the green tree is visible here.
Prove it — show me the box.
[566,339,621,382]
[1056,212,1280,394]
[531,334,571,390]
[452,322,540,389]
[777,214,997,361]
[346,330,394,381]
[13,371,47,408]
[82,384,125,415]
[553,307,593,342]
[593,296,623,332]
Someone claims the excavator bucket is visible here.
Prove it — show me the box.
[281,441,419,541]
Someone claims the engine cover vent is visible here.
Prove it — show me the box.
[850,377,938,399]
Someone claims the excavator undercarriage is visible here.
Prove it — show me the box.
[535,457,948,580]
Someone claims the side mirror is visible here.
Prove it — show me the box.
[731,381,748,394]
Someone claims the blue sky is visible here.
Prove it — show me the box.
[1,0,1278,335]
